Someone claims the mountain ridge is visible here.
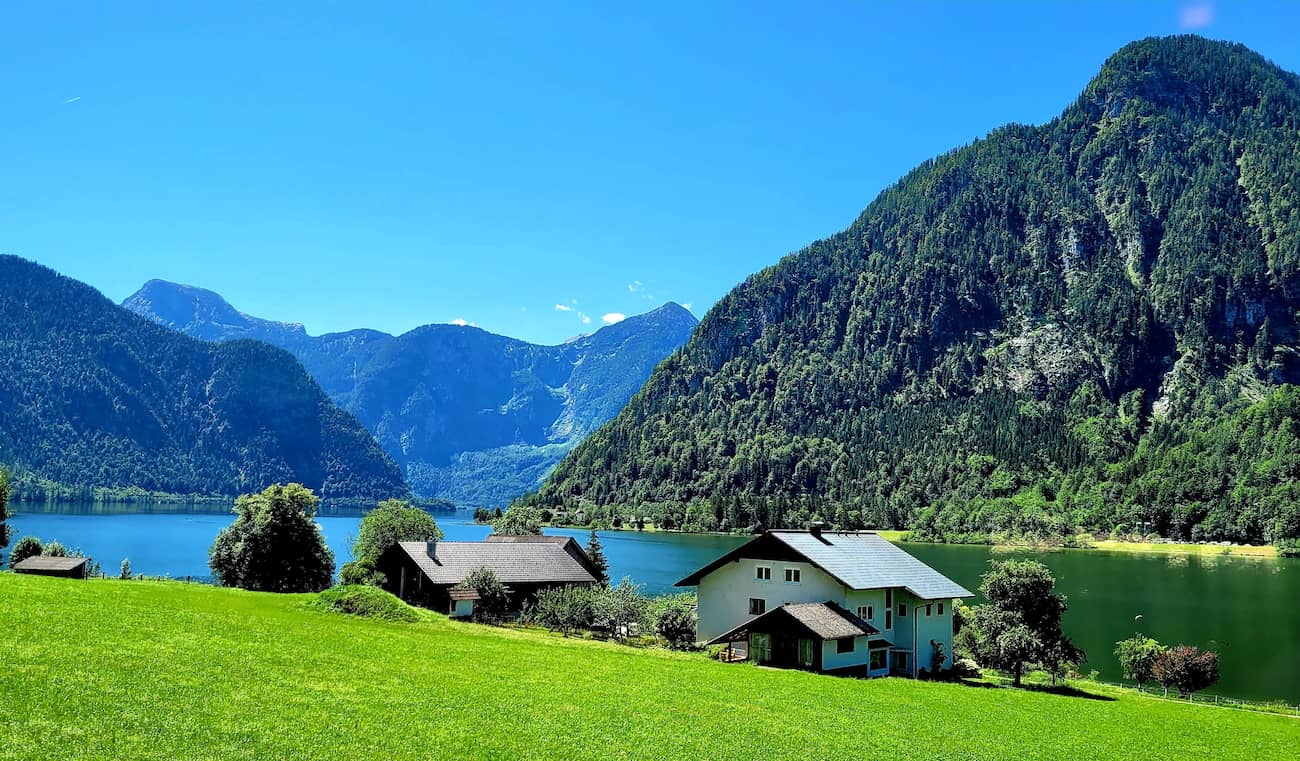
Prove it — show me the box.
[124,282,697,505]
[0,257,409,501]
[520,36,1300,549]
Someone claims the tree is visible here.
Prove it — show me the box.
[352,499,443,566]
[1115,634,1166,689]
[529,585,596,635]
[585,530,609,585]
[1152,645,1220,698]
[457,566,510,623]
[0,470,10,558]
[119,558,132,580]
[7,536,42,569]
[594,578,648,640]
[655,600,697,650]
[208,483,335,593]
[43,541,68,557]
[963,560,1082,686]
[491,506,543,536]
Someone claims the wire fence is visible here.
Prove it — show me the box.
[1087,678,1300,718]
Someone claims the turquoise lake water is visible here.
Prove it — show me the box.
[6,505,1297,703]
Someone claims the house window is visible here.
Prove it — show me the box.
[885,589,892,608]
[870,649,886,671]
[755,565,771,581]
[898,604,907,618]
[938,602,944,615]
[885,610,892,629]
[751,633,772,663]
[748,598,766,616]
[857,605,873,621]
[784,568,801,583]
[894,651,910,672]
[926,604,933,617]
[836,637,855,654]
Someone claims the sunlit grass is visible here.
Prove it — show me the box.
[0,573,1292,760]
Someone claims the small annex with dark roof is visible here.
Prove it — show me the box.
[13,556,89,579]
[706,601,893,674]
[377,539,598,616]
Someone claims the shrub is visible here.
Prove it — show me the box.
[7,536,43,568]
[1152,645,1220,698]
[340,559,387,587]
[310,585,419,622]
[655,600,697,650]
[458,567,510,622]
[43,541,68,557]
[1115,634,1166,688]
[529,585,597,635]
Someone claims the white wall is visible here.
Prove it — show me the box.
[696,558,843,641]
[820,635,872,671]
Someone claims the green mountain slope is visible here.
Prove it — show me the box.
[0,257,409,501]
[123,281,697,505]
[524,37,1300,547]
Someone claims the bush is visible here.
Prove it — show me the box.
[310,585,420,622]
[7,536,43,568]
[529,585,597,635]
[1115,634,1166,688]
[340,559,387,587]
[458,567,510,622]
[43,541,68,557]
[656,600,697,650]
[1152,645,1220,698]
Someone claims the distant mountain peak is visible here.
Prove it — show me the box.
[123,280,307,343]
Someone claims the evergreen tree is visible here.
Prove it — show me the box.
[585,529,609,585]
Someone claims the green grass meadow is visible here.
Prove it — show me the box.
[0,573,1294,760]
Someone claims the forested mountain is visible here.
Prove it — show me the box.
[0,257,409,501]
[522,37,1300,550]
[125,282,697,505]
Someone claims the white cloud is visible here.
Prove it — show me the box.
[580,312,592,325]
[627,280,644,293]
[450,318,469,326]
[63,96,81,104]
[1178,0,1214,29]
[554,303,573,312]
[602,313,626,325]
[682,302,693,311]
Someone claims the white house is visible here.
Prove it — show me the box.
[677,527,973,677]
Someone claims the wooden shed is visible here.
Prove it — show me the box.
[13,556,89,579]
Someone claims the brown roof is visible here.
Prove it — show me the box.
[484,534,600,577]
[13,556,88,572]
[706,601,885,645]
[782,602,878,639]
[395,541,598,586]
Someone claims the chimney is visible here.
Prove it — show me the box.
[426,540,438,559]
[809,521,825,538]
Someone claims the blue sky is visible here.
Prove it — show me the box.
[4,1,1299,344]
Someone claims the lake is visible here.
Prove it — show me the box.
[6,504,1298,703]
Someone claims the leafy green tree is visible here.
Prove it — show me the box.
[1115,634,1166,689]
[963,560,1082,686]
[43,541,68,557]
[208,483,335,593]
[352,499,444,565]
[491,506,543,536]
[7,536,42,568]
[655,599,697,650]
[457,566,510,623]
[595,578,649,640]
[529,585,596,635]
[585,530,609,585]
[119,558,132,580]
[0,470,10,556]
[339,558,386,587]
[1152,645,1220,698]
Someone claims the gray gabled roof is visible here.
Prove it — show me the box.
[678,530,973,599]
[395,541,598,586]
[706,601,888,645]
[13,556,88,572]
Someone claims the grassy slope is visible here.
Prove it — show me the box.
[0,574,1292,761]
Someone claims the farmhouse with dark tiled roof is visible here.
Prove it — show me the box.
[378,538,599,617]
